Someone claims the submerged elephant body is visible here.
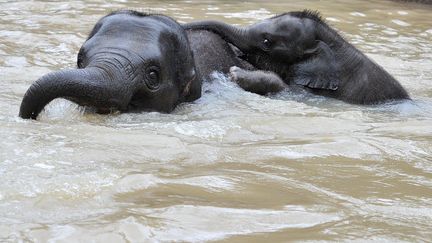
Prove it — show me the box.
[19,11,199,119]
[19,11,252,120]
[185,10,410,104]
[20,10,412,120]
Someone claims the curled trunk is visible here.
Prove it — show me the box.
[19,67,131,119]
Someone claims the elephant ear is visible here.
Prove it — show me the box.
[292,40,340,90]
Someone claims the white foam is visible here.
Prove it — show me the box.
[48,225,76,243]
[138,205,341,242]
[34,163,55,170]
[350,12,366,17]
[174,176,237,191]
[391,19,411,27]
[113,174,163,193]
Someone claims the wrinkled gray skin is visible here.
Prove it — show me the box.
[19,11,198,119]
[19,10,255,120]
[184,10,411,104]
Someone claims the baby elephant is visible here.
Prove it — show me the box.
[19,10,200,119]
[185,10,410,104]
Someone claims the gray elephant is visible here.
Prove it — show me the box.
[184,10,411,105]
[19,10,251,120]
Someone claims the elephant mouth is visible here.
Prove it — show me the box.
[126,92,153,112]
[126,91,177,114]
[126,100,145,112]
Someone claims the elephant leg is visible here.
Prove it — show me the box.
[229,66,287,95]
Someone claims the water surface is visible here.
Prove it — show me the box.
[1,0,432,242]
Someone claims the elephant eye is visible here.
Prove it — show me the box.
[145,66,160,91]
[262,38,271,50]
[149,71,158,81]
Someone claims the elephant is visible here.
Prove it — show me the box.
[19,10,253,120]
[19,10,200,119]
[184,10,411,105]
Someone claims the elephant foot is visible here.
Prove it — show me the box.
[229,66,287,95]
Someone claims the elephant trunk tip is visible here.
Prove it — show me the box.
[19,81,46,119]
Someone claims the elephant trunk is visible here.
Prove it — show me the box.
[184,21,250,52]
[19,67,131,119]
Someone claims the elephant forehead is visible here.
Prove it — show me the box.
[274,16,304,33]
[99,21,157,38]
[98,15,180,42]
[98,17,188,54]
[251,17,302,37]
[86,35,161,56]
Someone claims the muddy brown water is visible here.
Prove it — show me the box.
[1,0,432,242]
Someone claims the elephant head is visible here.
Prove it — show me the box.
[184,12,324,63]
[19,10,200,119]
[184,11,342,90]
